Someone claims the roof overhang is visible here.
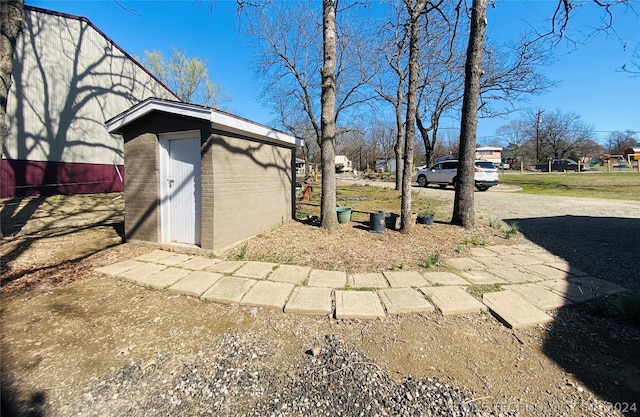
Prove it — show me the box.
[106,98,303,148]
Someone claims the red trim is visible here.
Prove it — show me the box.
[1,159,124,197]
[23,5,180,102]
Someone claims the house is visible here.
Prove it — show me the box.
[1,5,177,197]
[335,155,352,172]
[624,147,640,163]
[475,147,502,165]
[106,98,302,252]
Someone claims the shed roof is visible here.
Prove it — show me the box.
[105,98,302,148]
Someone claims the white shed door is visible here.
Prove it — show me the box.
[160,133,201,245]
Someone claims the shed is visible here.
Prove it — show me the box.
[105,98,302,253]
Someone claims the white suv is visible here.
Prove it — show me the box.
[415,160,498,191]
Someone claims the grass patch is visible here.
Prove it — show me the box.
[500,172,640,201]
[421,253,441,268]
[504,222,519,240]
[301,183,444,222]
[464,235,486,246]
[467,283,503,298]
[237,243,249,260]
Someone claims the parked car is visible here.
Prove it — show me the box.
[415,160,499,191]
[535,159,590,172]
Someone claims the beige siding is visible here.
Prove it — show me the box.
[210,134,293,251]
[124,134,160,242]
[4,8,175,164]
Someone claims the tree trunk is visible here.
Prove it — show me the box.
[0,0,23,237]
[400,0,426,233]
[320,0,338,231]
[393,104,404,190]
[451,0,486,228]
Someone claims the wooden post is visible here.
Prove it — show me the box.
[520,161,524,174]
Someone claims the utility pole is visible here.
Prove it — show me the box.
[535,109,544,162]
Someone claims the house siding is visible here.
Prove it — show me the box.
[1,6,176,197]
[209,131,293,251]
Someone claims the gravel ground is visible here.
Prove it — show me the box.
[62,333,507,417]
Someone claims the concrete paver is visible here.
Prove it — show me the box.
[501,254,544,266]
[170,271,223,296]
[523,264,572,280]
[460,270,505,285]
[201,277,256,304]
[95,259,146,276]
[568,276,627,295]
[526,252,566,264]
[485,245,526,256]
[207,260,247,274]
[482,290,553,329]
[269,265,311,285]
[233,261,278,279]
[487,267,542,284]
[157,254,192,266]
[135,250,175,262]
[335,290,385,319]
[383,271,428,288]
[505,283,572,310]
[284,287,333,315]
[177,257,221,271]
[349,273,389,289]
[96,242,619,329]
[474,256,515,269]
[445,257,486,270]
[379,288,434,314]
[420,286,486,315]
[241,281,295,309]
[422,271,468,286]
[138,267,192,289]
[308,270,347,288]
[547,262,589,277]
[468,247,496,257]
[120,263,167,282]
[539,279,598,302]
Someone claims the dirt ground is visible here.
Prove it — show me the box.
[1,190,639,416]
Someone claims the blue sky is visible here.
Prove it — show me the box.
[28,0,640,145]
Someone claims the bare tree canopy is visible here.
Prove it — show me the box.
[141,48,230,107]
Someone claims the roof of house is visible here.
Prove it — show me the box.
[105,98,302,148]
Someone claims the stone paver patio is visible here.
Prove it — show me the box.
[95,244,628,329]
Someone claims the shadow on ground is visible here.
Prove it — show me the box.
[507,215,640,415]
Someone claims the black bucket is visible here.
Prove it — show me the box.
[370,211,385,233]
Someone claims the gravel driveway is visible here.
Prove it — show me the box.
[406,181,639,291]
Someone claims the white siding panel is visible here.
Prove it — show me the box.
[4,8,175,165]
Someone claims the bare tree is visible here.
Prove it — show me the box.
[451,0,486,228]
[244,1,376,231]
[537,109,596,160]
[141,48,230,107]
[606,130,639,154]
[375,1,408,190]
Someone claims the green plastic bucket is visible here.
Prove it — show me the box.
[336,206,352,224]
[370,211,385,233]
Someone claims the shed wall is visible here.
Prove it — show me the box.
[209,132,293,251]
[123,133,160,243]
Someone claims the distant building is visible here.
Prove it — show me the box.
[475,147,502,165]
[335,155,352,172]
